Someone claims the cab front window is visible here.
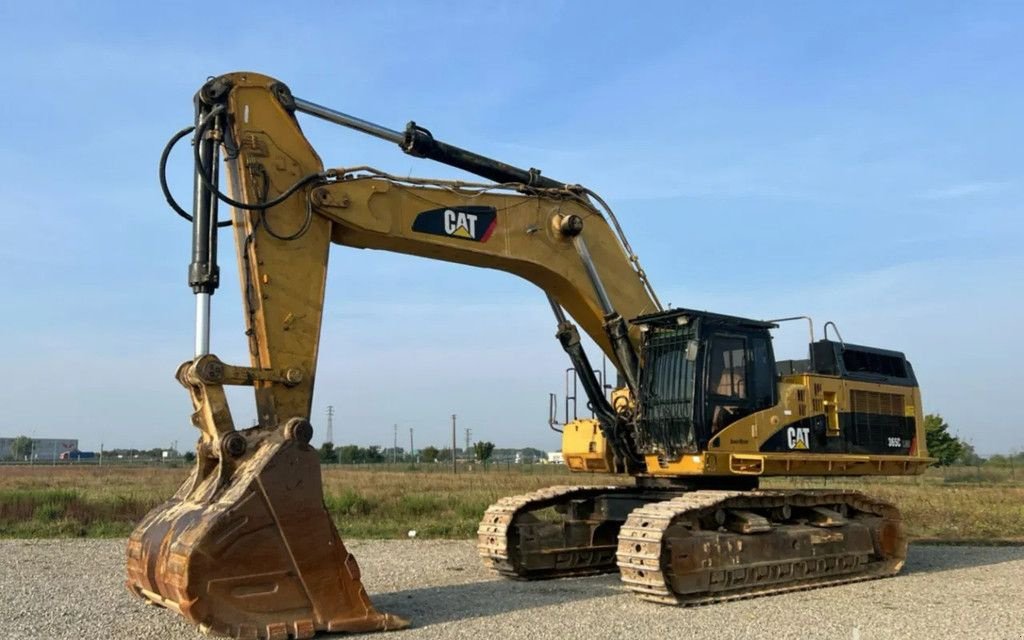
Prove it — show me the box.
[707,336,747,432]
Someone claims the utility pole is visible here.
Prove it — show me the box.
[465,428,472,461]
[325,405,335,445]
[393,424,398,465]
[451,414,457,474]
[409,427,414,462]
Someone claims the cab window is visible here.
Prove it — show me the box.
[749,336,775,408]
[707,336,746,433]
[709,337,746,399]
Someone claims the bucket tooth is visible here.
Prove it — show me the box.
[126,434,408,638]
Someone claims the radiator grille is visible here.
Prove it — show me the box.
[850,390,905,416]
[845,390,913,452]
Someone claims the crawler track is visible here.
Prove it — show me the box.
[477,485,635,579]
[616,489,906,605]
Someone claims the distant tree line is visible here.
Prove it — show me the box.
[319,443,388,464]
[924,414,989,466]
[317,440,531,465]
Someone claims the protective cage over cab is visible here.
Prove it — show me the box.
[633,308,779,458]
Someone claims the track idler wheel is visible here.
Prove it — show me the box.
[126,421,407,639]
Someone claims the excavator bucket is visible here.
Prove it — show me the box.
[126,428,407,639]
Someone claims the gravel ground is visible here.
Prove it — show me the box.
[1,540,1022,640]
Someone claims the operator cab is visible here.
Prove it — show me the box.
[631,308,920,461]
[632,309,778,458]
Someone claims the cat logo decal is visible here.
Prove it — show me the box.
[412,206,497,242]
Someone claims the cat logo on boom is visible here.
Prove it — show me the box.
[787,426,811,450]
[444,209,477,238]
[412,206,498,242]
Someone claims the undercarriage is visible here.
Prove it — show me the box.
[478,483,906,603]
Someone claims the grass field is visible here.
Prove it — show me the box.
[1,463,1022,542]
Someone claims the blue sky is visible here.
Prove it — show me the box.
[0,2,1020,454]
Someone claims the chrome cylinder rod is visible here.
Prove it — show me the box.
[571,236,615,316]
[293,97,404,145]
[571,235,640,393]
[292,95,564,188]
[195,293,211,356]
[546,294,568,324]
[188,106,221,357]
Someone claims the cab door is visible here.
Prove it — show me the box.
[703,331,776,436]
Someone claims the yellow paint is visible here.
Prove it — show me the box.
[561,418,613,473]
[637,371,931,477]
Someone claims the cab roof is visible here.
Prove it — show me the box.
[631,307,778,330]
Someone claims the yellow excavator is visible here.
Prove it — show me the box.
[128,72,933,638]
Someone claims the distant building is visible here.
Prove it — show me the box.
[0,438,78,461]
[546,451,564,464]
